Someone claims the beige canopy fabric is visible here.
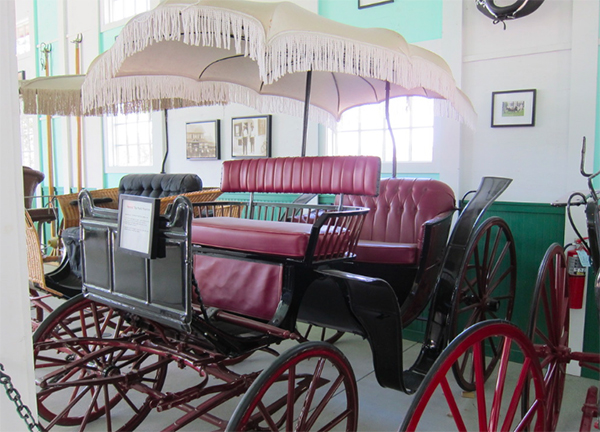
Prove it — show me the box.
[19,72,230,117]
[20,75,85,116]
[82,0,476,128]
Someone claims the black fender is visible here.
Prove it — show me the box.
[312,269,408,393]
[476,0,544,21]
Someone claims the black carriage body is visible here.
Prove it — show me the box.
[78,156,383,357]
[80,192,193,332]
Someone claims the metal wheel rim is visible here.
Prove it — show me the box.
[227,341,358,431]
[400,320,546,431]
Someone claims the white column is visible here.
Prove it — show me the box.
[0,0,38,429]
[438,0,463,195]
[564,0,599,377]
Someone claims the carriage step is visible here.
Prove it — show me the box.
[402,369,426,393]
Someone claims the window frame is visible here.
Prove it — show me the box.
[103,111,165,174]
[325,97,439,175]
[100,0,154,32]
[15,18,31,56]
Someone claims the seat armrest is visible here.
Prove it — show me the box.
[418,210,457,251]
[400,209,455,324]
[304,207,369,264]
[159,188,222,214]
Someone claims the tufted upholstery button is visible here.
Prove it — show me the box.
[337,178,455,265]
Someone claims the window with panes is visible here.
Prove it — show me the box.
[327,97,434,167]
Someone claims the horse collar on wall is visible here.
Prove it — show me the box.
[476,0,545,28]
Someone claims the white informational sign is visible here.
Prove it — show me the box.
[118,196,158,257]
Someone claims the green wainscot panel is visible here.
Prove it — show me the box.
[402,202,566,344]
[483,202,565,332]
[218,193,303,204]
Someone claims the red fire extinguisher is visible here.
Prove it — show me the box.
[566,239,587,309]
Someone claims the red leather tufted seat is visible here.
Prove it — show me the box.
[340,178,455,265]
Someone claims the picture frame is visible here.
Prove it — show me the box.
[185,120,220,160]
[117,195,160,259]
[358,0,393,9]
[231,115,272,158]
[491,89,536,127]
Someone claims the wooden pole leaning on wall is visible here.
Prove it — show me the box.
[71,34,83,192]
[40,42,56,238]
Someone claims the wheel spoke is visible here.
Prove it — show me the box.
[441,377,467,431]
[473,341,488,431]
[103,384,113,432]
[304,374,344,430]
[484,266,513,297]
[286,365,296,430]
[257,401,280,431]
[500,357,534,431]
[486,241,511,286]
[45,381,92,430]
[297,359,325,429]
[489,337,512,431]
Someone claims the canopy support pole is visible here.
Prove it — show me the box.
[71,34,83,191]
[385,81,397,178]
[161,109,169,174]
[41,43,56,238]
[301,70,312,157]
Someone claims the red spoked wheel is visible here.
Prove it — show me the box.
[226,341,358,431]
[450,217,517,391]
[525,243,570,432]
[33,295,169,431]
[400,320,546,432]
[30,287,58,332]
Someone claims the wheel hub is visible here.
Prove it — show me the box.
[103,364,121,377]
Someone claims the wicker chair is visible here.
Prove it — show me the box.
[54,188,120,231]
[55,187,222,232]
[26,211,64,330]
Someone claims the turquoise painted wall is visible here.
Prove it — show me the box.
[100,26,122,53]
[104,173,125,188]
[319,0,442,43]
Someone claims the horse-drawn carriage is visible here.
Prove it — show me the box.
[32,153,521,431]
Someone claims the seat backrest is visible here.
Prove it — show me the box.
[119,173,202,198]
[340,178,455,244]
[23,166,45,209]
[221,156,380,196]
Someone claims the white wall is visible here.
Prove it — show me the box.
[0,1,37,429]
[461,0,598,203]
[165,104,319,186]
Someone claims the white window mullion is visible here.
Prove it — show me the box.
[327,97,434,174]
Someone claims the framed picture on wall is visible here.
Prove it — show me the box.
[491,89,536,127]
[358,0,393,9]
[231,115,272,158]
[185,120,220,160]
